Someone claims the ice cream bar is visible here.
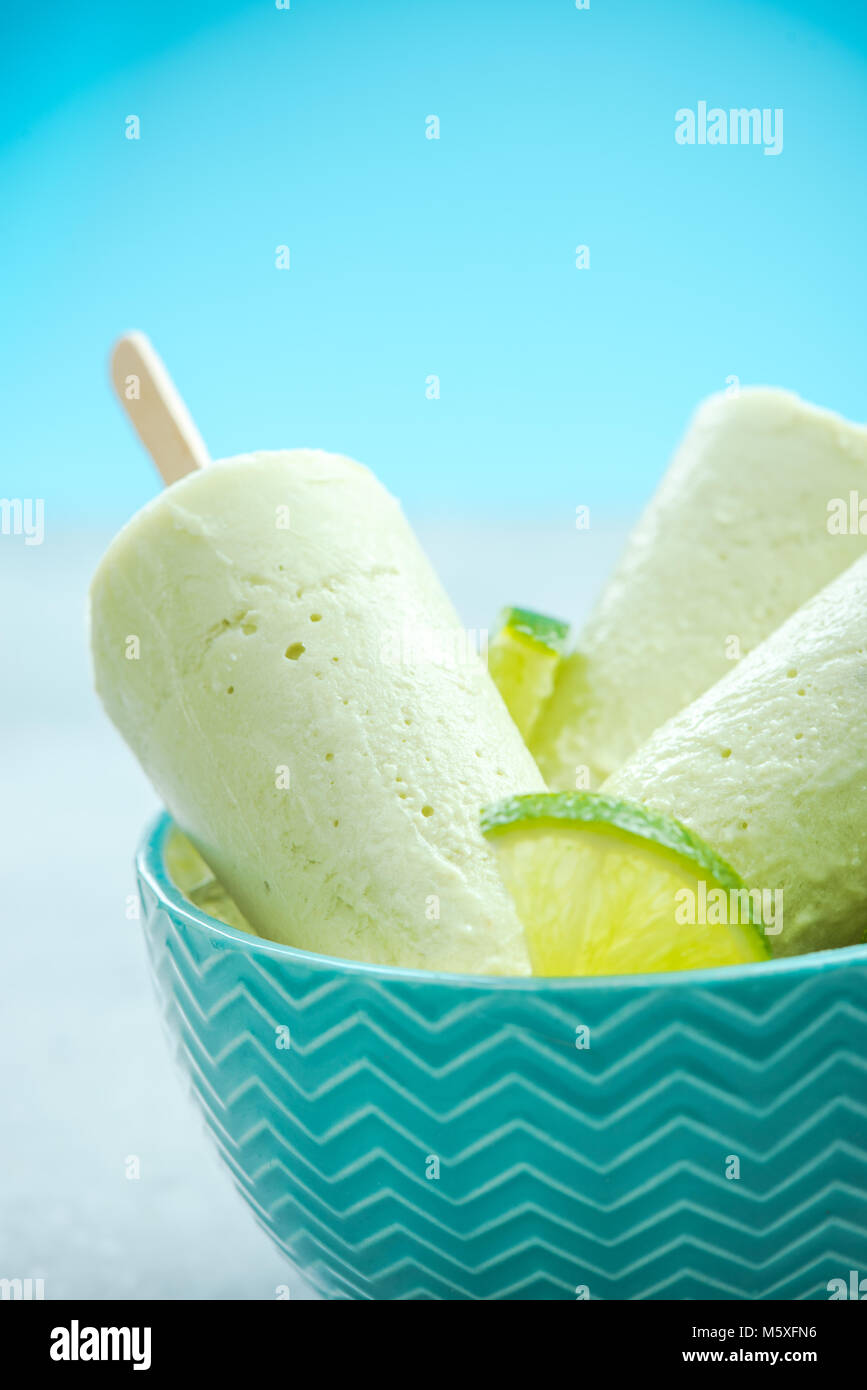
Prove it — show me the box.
[91,450,544,974]
[604,553,867,958]
[531,389,867,788]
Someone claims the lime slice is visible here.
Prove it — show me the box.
[481,792,770,976]
[487,607,570,742]
[165,828,257,936]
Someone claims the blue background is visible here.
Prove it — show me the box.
[2,2,866,1302]
[2,0,866,523]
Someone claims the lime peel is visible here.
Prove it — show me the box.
[481,792,771,976]
[488,607,571,742]
[496,607,570,655]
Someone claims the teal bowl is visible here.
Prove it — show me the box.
[137,812,867,1300]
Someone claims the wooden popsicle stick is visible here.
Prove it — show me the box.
[110,332,211,485]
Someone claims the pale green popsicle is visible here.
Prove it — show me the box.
[604,554,867,957]
[531,389,867,789]
[91,450,544,974]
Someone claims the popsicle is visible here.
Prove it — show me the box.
[604,553,867,958]
[92,338,544,975]
[531,389,867,789]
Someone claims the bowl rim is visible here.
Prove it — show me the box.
[137,811,867,993]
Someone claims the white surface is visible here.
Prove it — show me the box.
[0,515,630,1300]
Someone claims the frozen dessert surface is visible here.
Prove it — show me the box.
[605,554,867,958]
[94,349,867,979]
[532,388,867,788]
[92,450,544,974]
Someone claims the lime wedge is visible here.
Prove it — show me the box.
[487,607,570,742]
[481,792,770,975]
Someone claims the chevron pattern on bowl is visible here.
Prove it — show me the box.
[138,813,867,1301]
